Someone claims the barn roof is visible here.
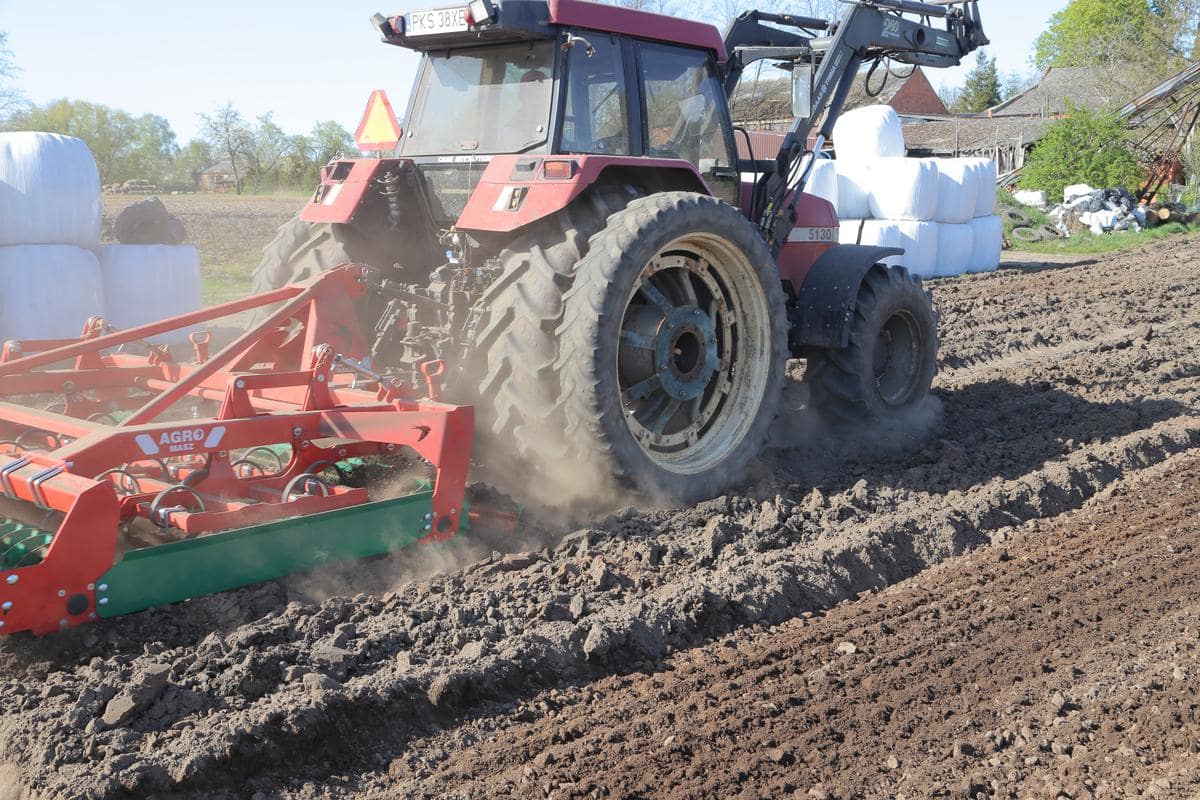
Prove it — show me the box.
[987,66,1124,117]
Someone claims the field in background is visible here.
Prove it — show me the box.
[102,193,303,306]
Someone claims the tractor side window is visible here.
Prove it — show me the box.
[561,35,630,155]
[638,43,737,205]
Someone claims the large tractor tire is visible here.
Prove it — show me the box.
[555,192,789,503]
[468,188,630,478]
[249,217,367,295]
[805,264,938,423]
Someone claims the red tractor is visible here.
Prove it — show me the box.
[255,0,988,502]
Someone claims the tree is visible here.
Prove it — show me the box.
[200,104,253,194]
[242,113,290,191]
[955,51,1002,113]
[171,139,214,190]
[1019,107,1144,201]
[1034,0,1159,69]
[1,99,178,183]
[1001,71,1037,102]
[309,120,357,166]
[0,31,25,116]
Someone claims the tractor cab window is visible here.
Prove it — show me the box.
[402,41,555,156]
[638,42,737,206]
[561,34,631,155]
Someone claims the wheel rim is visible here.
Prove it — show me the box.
[616,233,773,475]
[873,309,923,406]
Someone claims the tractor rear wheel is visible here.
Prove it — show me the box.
[468,188,629,482]
[250,217,369,295]
[805,264,938,423]
[556,192,788,502]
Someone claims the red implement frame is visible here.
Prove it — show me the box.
[0,265,473,635]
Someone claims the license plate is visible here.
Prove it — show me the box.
[407,7,469,36]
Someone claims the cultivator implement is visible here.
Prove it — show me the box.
[0,265,474,635]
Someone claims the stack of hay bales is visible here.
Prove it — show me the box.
[819,105,1002,278]
[0,133,105,342]
[0,132,199,345]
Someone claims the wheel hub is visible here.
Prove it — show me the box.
[619,304,719,403]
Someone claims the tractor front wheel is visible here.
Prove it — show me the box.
[805,264,938,423]
[557,192,788,502]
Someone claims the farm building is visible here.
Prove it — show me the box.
[196,161,239,193]
[732,66,948,133]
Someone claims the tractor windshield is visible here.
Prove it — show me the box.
[401,41,555,156]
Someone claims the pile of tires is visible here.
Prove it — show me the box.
[1001,207,1061,245]
[0,132,104,341]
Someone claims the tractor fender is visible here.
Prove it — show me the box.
[299,158,399,224]
[791,243,904,350]
[455,155,711,234]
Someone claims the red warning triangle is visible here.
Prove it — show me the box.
[355,90,403,152]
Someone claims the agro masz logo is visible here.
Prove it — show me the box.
[134,426,227,456]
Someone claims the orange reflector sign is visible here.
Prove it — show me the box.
[355,90,403,152]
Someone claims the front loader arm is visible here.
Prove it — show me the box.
[727,0,988,254]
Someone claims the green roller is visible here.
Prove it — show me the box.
[0,518,54,569]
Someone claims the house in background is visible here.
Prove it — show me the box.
[196,162,239,193]
[732,66,948,134]
[902,66,1123,175]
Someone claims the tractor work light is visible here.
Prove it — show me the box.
[465,0,495,26]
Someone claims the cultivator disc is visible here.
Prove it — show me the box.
[0,265,486,636]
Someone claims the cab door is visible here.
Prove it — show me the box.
[635,41,740,209]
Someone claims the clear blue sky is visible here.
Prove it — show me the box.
[1,0,1066,144]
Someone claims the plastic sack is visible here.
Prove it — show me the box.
[934,159,979,224]
[831,105,906,161]
[802,158,838,208]
[833,160,873,220]
[967,215,1002,273]
[0,132,102,249]
[0,245,104,341]
[98,245,201,344]
[935,222,974,277]
[1063,183,1095,204]
[867,158,939,221]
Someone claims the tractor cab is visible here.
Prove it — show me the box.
[361,0,742,224]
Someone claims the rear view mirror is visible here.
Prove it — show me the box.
[792,63,814,119]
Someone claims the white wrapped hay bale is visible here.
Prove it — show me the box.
[934,159,979,224]
[964,157,997,217]
[935,222,974,277]
[857,220,938,277]
[0,132,102,249]
[802,158,838,208]
[833,160,873,220]
[968,215,1002,273]
[892,220,939,279]
[832,105,906,161]
[98,245,201,344]
[839,218,867,245]
[867,158,939,221]
[0,245,103,342]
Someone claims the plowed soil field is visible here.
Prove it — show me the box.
[1,229,1198,800]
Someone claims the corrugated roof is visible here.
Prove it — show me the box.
[988,66,1124,117]
[902,116,1054,154]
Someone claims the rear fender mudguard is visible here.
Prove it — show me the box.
[791,244,904,350]
[455,155,711,234]
[300,158,399,224]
